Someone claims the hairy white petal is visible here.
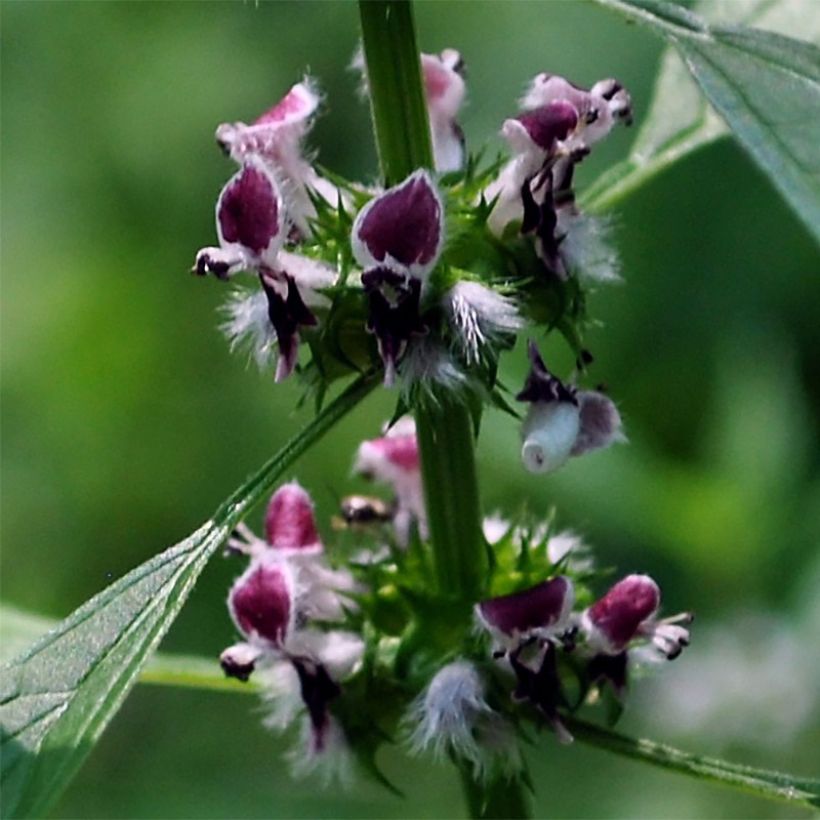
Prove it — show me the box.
[445,281,523,364]
[408,661,489,767]
[288,629,365,681]
[258,660,304,733]
[289,716,354,787]
[400,337,468,401]
[221,288,276,368]
[278,250,336,304]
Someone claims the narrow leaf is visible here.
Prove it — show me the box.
[0,373,375,819]
[584,0,820,244]
[566,716,820,810]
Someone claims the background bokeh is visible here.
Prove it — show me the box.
[2,1,818,817]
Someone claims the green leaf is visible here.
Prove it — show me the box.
[584,0,820,244]
[565,716,820,810]
[0,373,375,819]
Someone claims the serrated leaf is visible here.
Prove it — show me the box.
[0,373,375,819]
[584,0,820,244]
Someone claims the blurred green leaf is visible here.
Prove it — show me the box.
[0,374,374,819]
[585,0,820,244]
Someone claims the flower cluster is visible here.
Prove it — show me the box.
[220,428,691,782]
[200,47,692,790]
[192,58,630,429]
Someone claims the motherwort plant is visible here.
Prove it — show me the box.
[188,4,696,811]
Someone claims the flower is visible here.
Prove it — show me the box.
[421,49,467,173]
[220,483,363,776]
[483,73,631,280]
[195,159,337,381]
[581,574,693,696]
[582,574,691,659]
[351,169,445,382]
[214,79,341,237]
[195,158,286,278]
[353,417,426,544]
[476,576,575,652]
[353,47,467,174]
[483,100,578,239]
[517,341,624,473]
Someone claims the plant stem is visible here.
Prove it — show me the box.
[415,397,486,600]
[358,0,434,185]
[357,2,523,817]
[565,716,820,811]
[357,0,487,607]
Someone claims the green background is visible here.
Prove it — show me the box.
[2,1,818,817]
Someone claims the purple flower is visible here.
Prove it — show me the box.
[353,417,426,544]
[221,483,364,776]
[351,171,444,380]
[582,574,691,660]
[421,49,467,173]
[228,560,295,649]
[483,72,631,280]
[579,574,692,700]
[521,74,633,149]
[215,79,341,237]
[476,576,574,650]
[195,158,285,278]
[352,170,444,279]
[518,342,624,474]
[483,100,578,239]
[195,157,337,381]
[264,481,323,554]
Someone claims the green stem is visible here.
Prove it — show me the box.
[415,398,486,601]
[565,717,820,811]
[357,2,514,817]
[358,0,434,185]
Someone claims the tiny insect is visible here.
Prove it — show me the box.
[333,495,395,529]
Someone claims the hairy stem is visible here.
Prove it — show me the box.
[565,717,820,811]
[357,2,523,817]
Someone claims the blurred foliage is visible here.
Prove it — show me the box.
[1,1,818,817]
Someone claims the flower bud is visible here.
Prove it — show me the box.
[583,574,660,654]
[264,481,323,555]
[521,401,582,474]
